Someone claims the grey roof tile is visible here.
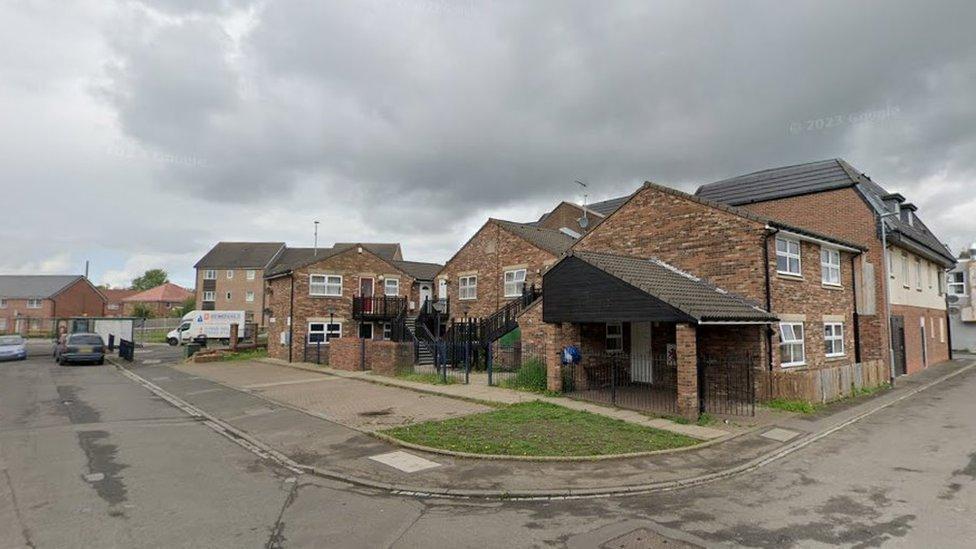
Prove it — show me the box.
[0,275,85,299]
[572,251,777,323]
[391,260,443,280]
[194,242,285,269]
[494,219,577,255]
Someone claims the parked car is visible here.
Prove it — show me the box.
[0,335,27,361]
[55,333,106,366]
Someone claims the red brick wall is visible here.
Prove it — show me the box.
[439,221,558,319]
[742,188,889,364]
[264,247,416,362]
[369,340,414,376]
[329,337,364,371]
[573,184,769,304]
[535,202,591,235]
[675,323,698,419]
[892,304,951,374]
[52,279,106,318]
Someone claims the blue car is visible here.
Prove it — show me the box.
[0,335,28,361]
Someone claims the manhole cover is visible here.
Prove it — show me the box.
[601,528,701,549]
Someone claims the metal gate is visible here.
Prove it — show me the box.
[697,354,756,416]
[562,352,677,413]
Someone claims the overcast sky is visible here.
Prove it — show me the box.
[2,1,974,288]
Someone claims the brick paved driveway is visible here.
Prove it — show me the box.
[175,360,491,431]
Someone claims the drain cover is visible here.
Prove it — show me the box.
[359,407,393,417]
[601,528,701,549]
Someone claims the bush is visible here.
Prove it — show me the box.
[502,358,548,393]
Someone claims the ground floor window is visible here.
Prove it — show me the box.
[359,323,373,339]
[824,322,844,357]
[779,322,805,367]
[203,291,215,301]
[383,323,392,340]
[606,322,623,353]
[308,322,341,344]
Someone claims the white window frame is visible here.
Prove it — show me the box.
[901,252,909,288]
[225,291,232,300]
[27,298,42,309]
[383,322,392,340]
[107,303,120,310]
[824,322,845,358]
[915,258,922,291]
[245,291,255,303]
[606,322,623,353]
[0,298,6,309]
[0,318,6,330]
[948,271,966,295]
[204,269,217,280]
[820,247,841,286]
[384,278,399,297]
[776,237,802,276]
[226,270,234,279]
[503,269,527,298]
[308,321,341,344]
[459,275,477,300]
[310,274,343,297]
[927,263,933,289]
[779,322,805,367]
[203,291,215,302]
[940,318,945,343]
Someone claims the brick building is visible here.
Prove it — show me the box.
[533,195,631,236]
[526,181,866,419]
[193,242,285,326]
[947,243,976,351]
[264,243,441,363]
[0,275,106,336]
[122,282,194,318]
[697,159,956,376]
[101,288,137,317]
[436,219,576,319]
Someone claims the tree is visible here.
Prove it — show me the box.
[131,303,156,319]
[172,296,197,318]
[131,269,169,291]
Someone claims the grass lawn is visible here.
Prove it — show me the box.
[382,401,701,457]
[220,348,268,362]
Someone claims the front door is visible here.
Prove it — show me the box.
[630,321,653,383]
[360,277,374,313]
[890,316,907,376]
[419,284,432,307]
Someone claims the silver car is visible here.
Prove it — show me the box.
[0,335,27,361]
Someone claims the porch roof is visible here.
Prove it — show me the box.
[544,251,778,324]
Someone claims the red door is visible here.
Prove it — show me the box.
[360,278,374,313]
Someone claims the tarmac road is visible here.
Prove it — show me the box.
[2,343,974,548]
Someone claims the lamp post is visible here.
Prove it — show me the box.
[879,211,899,386]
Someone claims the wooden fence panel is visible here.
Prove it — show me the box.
[758,360,887,404]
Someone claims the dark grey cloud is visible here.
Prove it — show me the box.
[2,0,975,285]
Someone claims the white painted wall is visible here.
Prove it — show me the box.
[886,246,947,310]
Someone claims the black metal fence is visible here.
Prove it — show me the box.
[563,352,677,414]
[698,353,756,416]
[303,341,329,365]
[487,341,547,387]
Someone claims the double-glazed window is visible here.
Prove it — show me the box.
[27,298,42,309]
[779,322,805,367]
[204,269,216,280]
[246,270,256,281]
[459,276,477,300]
[226,270,234,279]
[308,322,341,344]
[0,298,6,308]
[820,247,841,286]
[948,272,966,295]
[915,258,922,291]
[606,322,623,353]
[824,322,844,357]
[245,291,255,302]
[309,274,342,296]
[504,269,527,297]
[901,252,909,288]
[383,323,392,340]
[384,278,399,296]
[776,237,801,276]
[203,291,215,301]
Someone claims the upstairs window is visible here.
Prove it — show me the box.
[203,291,215,302]
[459,276,477,300]
[901,252,909,288]
[245,291,255,302]
[820,247,841,286]
[384,278,399,296]
[504,269,527,297]
[310,274,342,297]
[27,298,42,309]
[246,270,256,280]
[915,258,922,291]
[204,269,217,280]
[0,298,6,309]
[606,322,623,353]
[779,322,805,367]
[824,323,845,357]
[948,272,966,295]
[776,237,801,276]
[226,270,234,279]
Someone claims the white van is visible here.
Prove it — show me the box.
[167,310,246,346]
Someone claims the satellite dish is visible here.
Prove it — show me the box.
[578,216,589,229]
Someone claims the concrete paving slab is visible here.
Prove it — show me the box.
[760,427,801,442]
[369,451,441,473]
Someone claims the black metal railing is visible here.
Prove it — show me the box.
[352,296,407,320]
[487,340,547,387]
[697,353,757,417]
[563,352,677,413]
[303,341,329,365]
[479,284,540,344]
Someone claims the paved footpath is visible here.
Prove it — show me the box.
[121,355,976,498]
